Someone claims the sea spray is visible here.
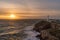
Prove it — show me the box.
[23,26,40,40]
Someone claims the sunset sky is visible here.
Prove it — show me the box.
[0,0,60,19]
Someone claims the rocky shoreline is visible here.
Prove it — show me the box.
[33,20,60,40]
[0,20,60,40]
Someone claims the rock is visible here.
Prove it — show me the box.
[40,30,59,40]
[33,21,51,32]
[33,20,60,40]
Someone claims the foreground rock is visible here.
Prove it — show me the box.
[33,20,60,40]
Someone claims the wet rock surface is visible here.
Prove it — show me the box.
[33,20,60,40]
[0,33,22,40]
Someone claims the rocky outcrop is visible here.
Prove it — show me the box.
[33,21,51,32]
[33,20,60,40]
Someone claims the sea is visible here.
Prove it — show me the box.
[0,19,40,40]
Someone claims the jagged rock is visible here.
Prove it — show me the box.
[33,20,60,40]
[40,30,59,40]
[33,21,51,32]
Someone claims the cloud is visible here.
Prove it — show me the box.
[0,0,60,19]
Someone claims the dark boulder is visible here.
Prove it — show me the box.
[33,21,51,32]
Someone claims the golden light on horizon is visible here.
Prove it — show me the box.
[9,14,16,19]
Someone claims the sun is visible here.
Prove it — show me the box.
[10,14,16,19]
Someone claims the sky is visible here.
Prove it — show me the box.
[0,0,60,19]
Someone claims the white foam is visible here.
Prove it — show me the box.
[23,26,40,40]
